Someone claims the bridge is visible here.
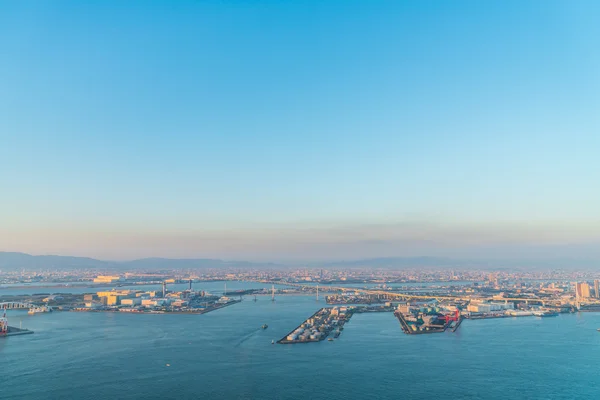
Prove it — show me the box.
[0,302,37,310]
[248,280,564,305]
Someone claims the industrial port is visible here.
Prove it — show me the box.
[394,304,461,334]
[4,269,600,343]
[278,304,396,344]
[278,307,350,344]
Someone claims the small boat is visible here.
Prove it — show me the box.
[271,340,275,344]
[534,310,559,317]
[328,338,334,341]
[261,324,268,329]
[597,328,600,332]
[28,306,52,315]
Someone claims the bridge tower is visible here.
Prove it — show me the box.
[0,308,8,335]
[271,285,275,302]
[316,285,319,301]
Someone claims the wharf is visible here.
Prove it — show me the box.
[352,306,394,313]
[194,299,241,314]
[451,317,463,332]
[394,311,447,334]
[467,314,509,320]
[2,327,34,337]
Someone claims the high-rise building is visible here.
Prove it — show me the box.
[576,282,591,300]
[594,280,599,298]
[582,283,591,298]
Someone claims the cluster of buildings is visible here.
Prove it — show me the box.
[395,302,461,333]
[466,301,514,313]
[91,290,175,308]
[80,286,220,312]
[574,280,600,301]
[93,275,124,284]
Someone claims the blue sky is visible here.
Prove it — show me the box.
[1,1,599,261]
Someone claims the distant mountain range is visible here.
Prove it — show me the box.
[0,252,477,270]
[0,252,271,270]
[323,256,600,269]
[323,256,463,268]
[0,251,597,270]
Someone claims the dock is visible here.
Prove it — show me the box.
[451,317,463,332]
[2,326,34,337]
[394,311,447,334]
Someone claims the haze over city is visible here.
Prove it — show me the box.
[2,1,599,263]
[4,2,600,400]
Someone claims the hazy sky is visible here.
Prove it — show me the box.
[1,1,599,262]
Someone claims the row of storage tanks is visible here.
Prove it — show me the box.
[286,326,325,341]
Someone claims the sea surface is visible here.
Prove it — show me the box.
[2,281,600,399]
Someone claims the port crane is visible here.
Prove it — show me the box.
[440,309,460,324]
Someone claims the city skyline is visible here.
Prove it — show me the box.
[2,1,599,261]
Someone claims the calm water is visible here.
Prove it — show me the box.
[3,286,600,399]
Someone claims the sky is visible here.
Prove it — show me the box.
[1,1,599,262]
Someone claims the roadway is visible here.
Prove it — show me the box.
[249,280,564,305]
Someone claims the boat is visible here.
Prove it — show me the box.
[533,310,559,317]
[271,340,275,344]
[28,306,52,315]
[328,338,334,341]
[261,324,268,329]
[597,328,600,332]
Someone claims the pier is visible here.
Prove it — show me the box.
[394,311,447,334]
[451,317,463,332]
[2,326,34,337]
[1,308,33,337]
